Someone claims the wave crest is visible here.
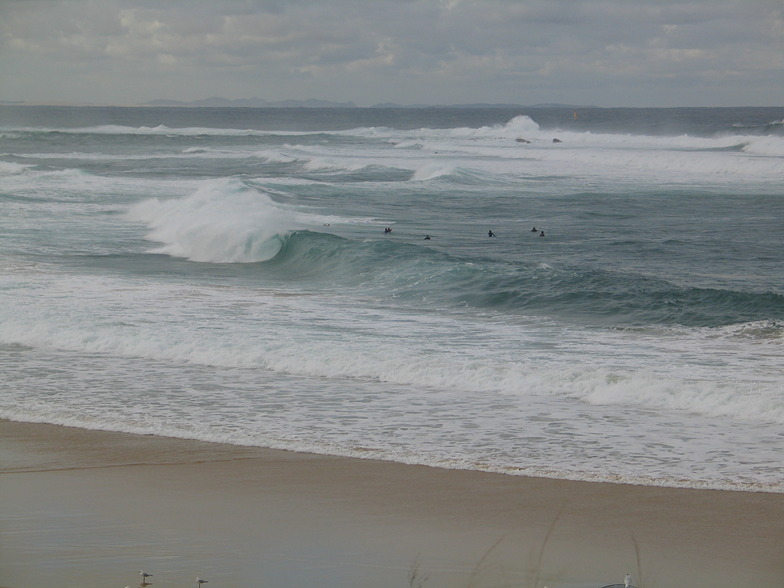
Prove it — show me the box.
[126,179,306,263]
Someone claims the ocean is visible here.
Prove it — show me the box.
[1,105,782,493]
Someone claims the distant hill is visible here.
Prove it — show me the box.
[372,102,596,109]
[143,97,357,108]
[143,97,595,109]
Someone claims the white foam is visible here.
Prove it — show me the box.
[127,180,286,263]
[2,265,782,429]
[0,160,32,174]
[253,149,300,163]
[740,135,784,157]
[11,124,266,137]
[125,178,325,262]
[301,157,369,173]
[343,117,784,188]
[411,162,458,181]
[1,341,781,493]
[6,124,343,139]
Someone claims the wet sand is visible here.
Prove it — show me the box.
[1,419,782,588]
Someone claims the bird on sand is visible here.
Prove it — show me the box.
[196,578,208,586]
[140,570,153,584]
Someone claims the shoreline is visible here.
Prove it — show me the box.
[1,418,782,588]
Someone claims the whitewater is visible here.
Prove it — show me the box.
[1,105,782,493]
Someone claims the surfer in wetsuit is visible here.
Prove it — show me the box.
[531,226,537,232]
[488,230,495,237]
[424,234,431,240]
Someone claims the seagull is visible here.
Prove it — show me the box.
[196,578,208,586]
[625,573,632,588]
[140,570,153,585]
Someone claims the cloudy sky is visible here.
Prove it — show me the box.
[2,0,783,107]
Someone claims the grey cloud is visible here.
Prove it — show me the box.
[0,0,781,106]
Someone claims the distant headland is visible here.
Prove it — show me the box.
[144,97,359,108]
[141,97,594,109]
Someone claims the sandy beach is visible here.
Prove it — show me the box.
[1,419,782,588]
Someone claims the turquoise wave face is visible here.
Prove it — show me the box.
[258,230,784,329]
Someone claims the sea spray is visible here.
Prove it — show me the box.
[127,178,308,263]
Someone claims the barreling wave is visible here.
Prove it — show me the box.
[126,178,327,263]
[251,229,784,330]
[124,176,783,329]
